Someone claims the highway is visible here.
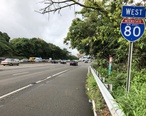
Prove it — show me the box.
[0,62,93,116]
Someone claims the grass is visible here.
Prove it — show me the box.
[86,73,111,116]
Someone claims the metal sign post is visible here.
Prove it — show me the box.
[126,42,133,93]
[121,6,145,92]
[120,18,145,92]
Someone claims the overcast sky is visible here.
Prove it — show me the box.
[0,0,82,56]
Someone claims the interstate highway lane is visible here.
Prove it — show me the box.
[0,63,93,116]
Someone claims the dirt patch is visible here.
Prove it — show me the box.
[101,103,111,116]
[95,101,111,116]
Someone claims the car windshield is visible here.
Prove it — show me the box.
[4,58,12,61]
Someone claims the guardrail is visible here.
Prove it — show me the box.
[89,66,124,116]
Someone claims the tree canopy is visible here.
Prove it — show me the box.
[0,32,77,60]
[39,0,146,68]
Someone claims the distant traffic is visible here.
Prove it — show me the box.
[0,56,92,66]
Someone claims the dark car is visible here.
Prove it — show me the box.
[84,60,88,63]
[0,57,5,63]
[51,60,58,64]
[70,60,78,66]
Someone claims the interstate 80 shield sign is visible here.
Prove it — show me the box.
[120,18,145,42]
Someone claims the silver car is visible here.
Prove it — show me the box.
[1,58,20,66]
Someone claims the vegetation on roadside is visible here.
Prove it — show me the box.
[86,73,111,116]
[116,69,146,116]
[91,59,146,116]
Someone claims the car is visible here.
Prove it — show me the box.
[20,58,29,62]
[60,60,66,64]
[70,60,78,66]
[84,60,88,63]
[51,60,58,63]
[34,57,42,62]
[0,57,5,63]
[1,58,20,66]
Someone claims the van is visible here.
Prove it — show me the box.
[29,57,36,62]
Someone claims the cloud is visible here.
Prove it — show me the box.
[0,0,81,56]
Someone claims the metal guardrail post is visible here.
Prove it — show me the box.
[90,66,124,116]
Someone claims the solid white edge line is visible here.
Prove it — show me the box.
[0,84,32,100]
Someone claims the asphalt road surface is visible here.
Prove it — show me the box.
[0,62,93,116]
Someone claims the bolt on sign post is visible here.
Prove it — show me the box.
[108,56,112,75]
[121,6,145,93]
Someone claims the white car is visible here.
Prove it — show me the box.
[1,58,20,66]
[34,57,42,62]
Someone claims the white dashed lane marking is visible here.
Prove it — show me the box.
[0,69,69,100]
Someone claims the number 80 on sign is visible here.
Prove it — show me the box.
[120,18,145,42]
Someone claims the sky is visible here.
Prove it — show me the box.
[0,0,142,56]
[0,0,82,56]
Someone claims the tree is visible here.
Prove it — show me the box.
[10,38,34,57]
[49,44,62,59]
[29,38,50,58]
[9,37,75,59]
[38,0,107,15]
[0,31,13,56]
[38,0,128,63]
[39,0,124,58]
[63,0,146,67]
